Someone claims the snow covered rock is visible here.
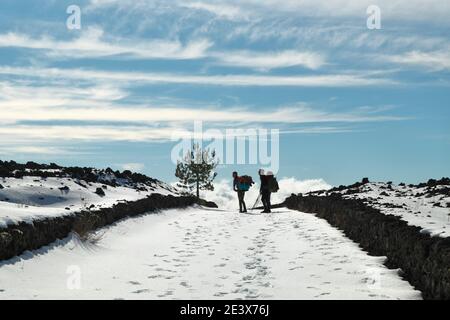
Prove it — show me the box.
[309,178,450,238]
[0,162,180,228]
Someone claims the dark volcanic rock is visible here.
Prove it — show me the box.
[95,187,106,196]
[196,198,219,208]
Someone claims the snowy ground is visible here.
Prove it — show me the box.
[313,182,450,237]
[0,207,421,300]
[0,176,177,228]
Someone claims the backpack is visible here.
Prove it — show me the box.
[268,176,279,193]
[238,175,254,191]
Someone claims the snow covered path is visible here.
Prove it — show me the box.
[0,207,421,300]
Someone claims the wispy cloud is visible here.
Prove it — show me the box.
[0,68,407,146]
[0,27,212,60]
[0,104,406,125]
[0,66,396,87]
[0,125,192,142]
[179,1,247,21]
[0,79,405,125]
[0,82,406,143]
[213,50,326,70]
[384,51,450,71]
[0,146,77,155]
[87,0,450,24]
[0,29,326,70]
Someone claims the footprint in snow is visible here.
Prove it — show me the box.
[132,289,150,294]
[315,292,331,298]
[214,263,226,268]
[157,291,173,298]
[289,266,303,271]
[258,281,271,288]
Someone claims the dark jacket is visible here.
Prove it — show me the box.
[233,176,239,191]
[259,174,271,192]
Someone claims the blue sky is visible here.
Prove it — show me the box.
[0,0,449,186]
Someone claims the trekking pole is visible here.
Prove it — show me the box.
[251,193,261,210]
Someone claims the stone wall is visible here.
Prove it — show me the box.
[284,193,450,300]
[0,194,216,261]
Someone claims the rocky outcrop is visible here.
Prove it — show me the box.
[0,194,216,262]
[94,187,106,196]
[196,198,219,208]
[285,193,450,300]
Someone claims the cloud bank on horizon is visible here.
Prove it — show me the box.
[0,0,448,184]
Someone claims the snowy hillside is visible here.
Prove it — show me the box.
[0,162,178,228]
[310,178,450,238]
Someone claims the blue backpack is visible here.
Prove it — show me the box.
[238,175,254,191]
[238,182,250,191]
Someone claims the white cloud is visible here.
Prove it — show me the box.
[0,29,326,70]
[0,27,324,71]
[213,50,326,70]
[0,123,386,143]
[384,51,450,71]
[0,146,76,155]
[87,0,450,24]
[0,76,406,144]
[201,177,331,211]
[0,66,396,87]
[0,125,191,142]
[0,27,212,60]
[79,0,450,72]
[117,163,146,172]
[0,80,406,125]
[233,0,450,23]
[179,1,247,21]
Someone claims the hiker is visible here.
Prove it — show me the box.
[258,169,271,213]
[233,171,247,213]
[258,169,279,213]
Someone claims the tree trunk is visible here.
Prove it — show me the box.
[196,174,200,199]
